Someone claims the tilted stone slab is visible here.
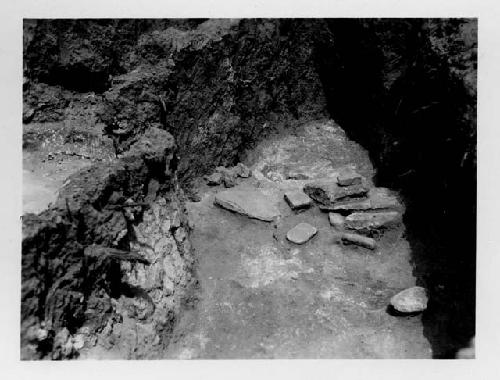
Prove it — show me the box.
[286,223,318,244]
[345,211,401,232]
[303,179,369,206]
[214,190,280,222]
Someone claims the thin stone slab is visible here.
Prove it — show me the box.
[286,223,318,244]
[303,179,369,206]
[319,187,402,212]
[284,190,313,210]
[341,233,376,250]
[214,190,280,222]
[345,211,401,232]
[390,286,428,313]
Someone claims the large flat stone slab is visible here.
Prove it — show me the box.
[319,188,402,212]
[286,223,318,244]
[303,179,369,206]
[214,190,280,222]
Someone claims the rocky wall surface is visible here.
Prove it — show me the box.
[315,18,477,357]
[21,127,195,359]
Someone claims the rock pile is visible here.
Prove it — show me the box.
[205,163,251,188]
[304,167,403,250]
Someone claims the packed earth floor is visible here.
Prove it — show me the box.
[160,120,431,359]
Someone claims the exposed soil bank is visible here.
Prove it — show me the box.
[22,18,476,359]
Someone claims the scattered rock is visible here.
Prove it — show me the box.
[328,213,345,228]
[214,167,238,188]
[286,223,318,244]
[341,232,376,249]
[304,179,369,206]
[234,163,251,178]
[214,189,280,222]
[390,286,428,313]
[286,170,310,180]
[206,172,223,186]
[284,190,313,211]
[337,168,363,186]
[345,211,401,233]
[222,172,237,188]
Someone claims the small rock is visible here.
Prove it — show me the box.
[47,153,54,160]
[284,190,313,210]
[341,232,376,249]
[215,167,238,188]
[328,213,345,228]
[390,286,428,313]
[337,168,363,186]
[345,211,401,233]
[286,223,318,244]
[222,172,237,188]
[206,172,223,186]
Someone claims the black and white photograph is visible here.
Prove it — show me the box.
[1,0,499,378]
